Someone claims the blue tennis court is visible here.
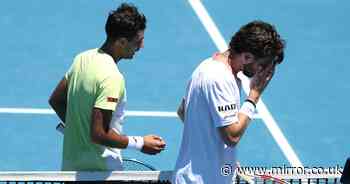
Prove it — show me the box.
[0,0,349,171]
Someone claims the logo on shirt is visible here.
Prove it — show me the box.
[217,103,238,118]
[107,97,118,103]
[217,104,237,112]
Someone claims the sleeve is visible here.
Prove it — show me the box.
[94,74,121,111]
[204,76,240,127]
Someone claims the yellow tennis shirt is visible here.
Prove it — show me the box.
[62,48,125,171]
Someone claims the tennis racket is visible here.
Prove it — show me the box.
[236,171,290,184]
[122,157,157,171]
[56,121,65,134]
[56,122,156,171]
[236,162,290,184]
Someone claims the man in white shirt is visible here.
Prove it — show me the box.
[173,21,285,184]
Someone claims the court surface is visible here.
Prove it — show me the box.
[0,0,349,171]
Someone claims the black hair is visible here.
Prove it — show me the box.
[105,3,146,41]
[229,20,285,64]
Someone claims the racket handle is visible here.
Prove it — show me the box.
[56,122,65,134]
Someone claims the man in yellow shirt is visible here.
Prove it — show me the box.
[49,3,165,171]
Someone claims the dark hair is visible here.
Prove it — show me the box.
[229,20,285,64]
[105,3,146,41]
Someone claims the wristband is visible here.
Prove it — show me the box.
[244,99,256,108]
[239,101,256,119]
[127,136,144,150]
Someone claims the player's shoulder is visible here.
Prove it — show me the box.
[77,48,120,79]
[96,66,122,84]
[195,57,231,83]
[74,48,97,59]
[74,48,113,63]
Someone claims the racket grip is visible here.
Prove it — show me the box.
[56,122,65,134]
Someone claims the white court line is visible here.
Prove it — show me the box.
[126,110,177,117]
[0,107,261,119]
[0,108,177,117]
[188,0,303,167]
[0,108,54,114]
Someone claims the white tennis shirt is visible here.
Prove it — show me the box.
[101,89,127,170]
[173,57,241,184]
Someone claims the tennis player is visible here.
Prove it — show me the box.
[173,21,285,184]
[49,3,165,171]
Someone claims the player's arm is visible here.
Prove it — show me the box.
[219,63,275,147]
[90,107,128,148]
[48,78,68,123]
[177,97,185,122]
[218,97,257,147]
[92,75,165,154]
[90,107,165,154]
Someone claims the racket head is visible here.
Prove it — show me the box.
[255,174,289,184]
[122,158,156,171]
[55,123,156,171]
[236,162,289,184]
[237,173,290,184]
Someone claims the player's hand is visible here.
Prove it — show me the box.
[141,135,166,155]
[248,63,276,102]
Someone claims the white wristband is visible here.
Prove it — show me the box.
[239,101,256,119]
[127,136,144,150]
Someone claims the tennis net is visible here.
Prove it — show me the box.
[0,170,343,184]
